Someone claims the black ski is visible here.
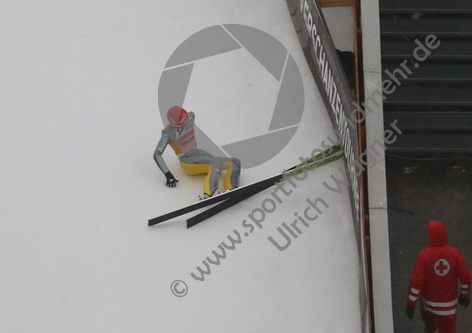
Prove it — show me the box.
[148,145,343,227]
[187,178,277,228]
[149,172,282,226]
[186,145,344,228]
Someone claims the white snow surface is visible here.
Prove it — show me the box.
[0,1,361,332]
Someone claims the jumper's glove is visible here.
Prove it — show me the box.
[459,298,470,308]
[165,172,178,188]
[405,306,415,319]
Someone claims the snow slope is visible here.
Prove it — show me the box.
[0,1,360,332]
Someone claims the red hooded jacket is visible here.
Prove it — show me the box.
[407,220,471,318]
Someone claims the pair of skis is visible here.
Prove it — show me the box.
[148,145,343,228]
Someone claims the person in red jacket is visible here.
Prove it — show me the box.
[406,220,471,333]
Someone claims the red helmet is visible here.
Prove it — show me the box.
[167,106,188,127]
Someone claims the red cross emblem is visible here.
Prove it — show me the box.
[434,259,450,276]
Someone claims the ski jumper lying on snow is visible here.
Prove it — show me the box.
[153,106,241,198]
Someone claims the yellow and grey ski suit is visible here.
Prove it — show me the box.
[153,112,241,196]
